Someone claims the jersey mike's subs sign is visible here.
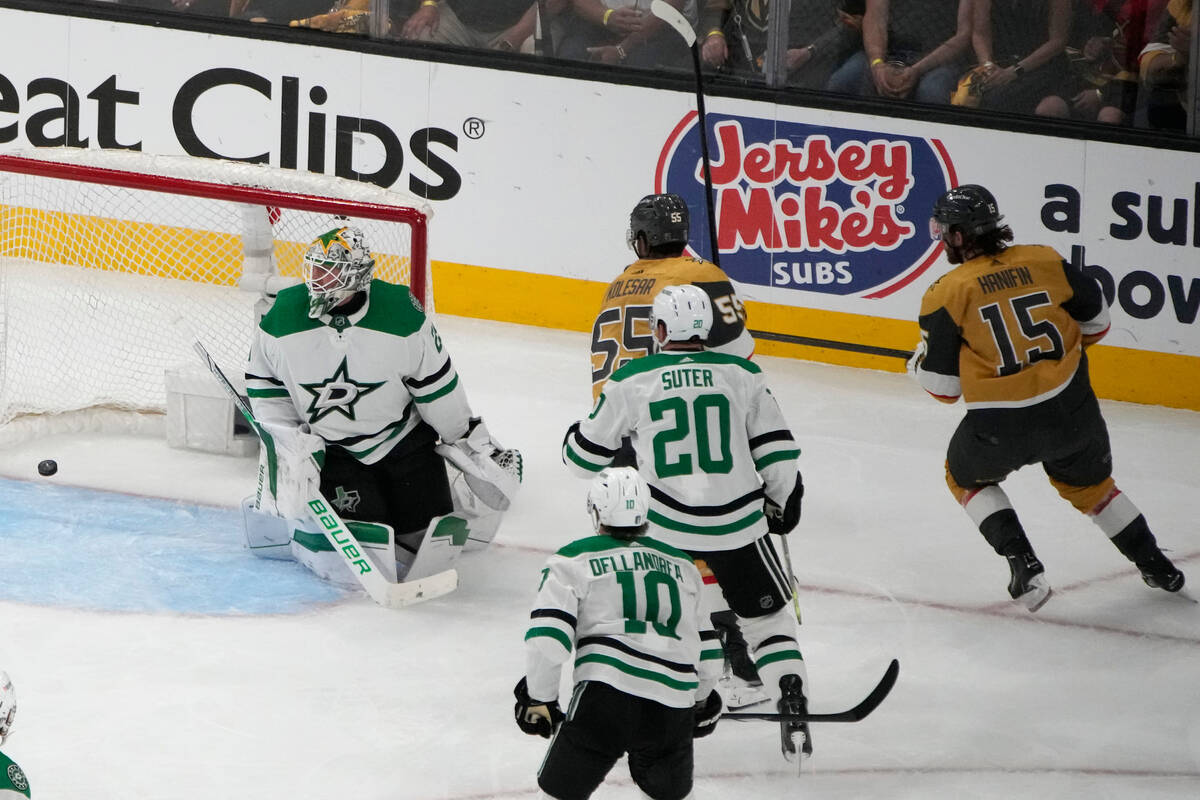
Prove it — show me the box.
[657,111,956,299]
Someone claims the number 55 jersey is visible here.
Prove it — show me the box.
[914,245,1110,409]
[564,351,800,553]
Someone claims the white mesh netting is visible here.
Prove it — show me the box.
[0,148,430,433]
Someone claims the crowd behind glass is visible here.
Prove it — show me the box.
[102,0,1197,135]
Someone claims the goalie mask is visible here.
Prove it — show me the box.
[650,284,713,345]
[587,467,650,535]
[0,671,14,745]
[302,225,375,318]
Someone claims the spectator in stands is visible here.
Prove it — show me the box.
[968,0,1073,115]
[825,0,972,104]
[699,0,865,90]
[1139,0,1192,130]
[1036,0,1164,124]
[555,0,695,69]
[395,0,566,53]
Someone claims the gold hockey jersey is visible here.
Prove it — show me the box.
[915,244,1110,409]
[590,256,754,401]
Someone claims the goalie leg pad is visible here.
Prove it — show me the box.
[289,519,399,586]
[242,496,294,561]
[398,512,473,581]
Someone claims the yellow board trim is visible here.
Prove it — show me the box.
[431,260,1200,412]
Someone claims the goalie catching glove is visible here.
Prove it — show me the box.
[436,417,523,511]
[764,472,804,535]
[259,421,325,521]
[513,677,563,738]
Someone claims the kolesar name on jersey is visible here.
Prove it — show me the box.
[659,112,955,298]
[589,551,684,580]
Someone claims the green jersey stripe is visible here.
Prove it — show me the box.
[411,374,459,404]
[755,649,804,670]
[564,444,607,472]
[526,626,573,652]
[575,653,700,691]
[247,387,290,398]
[753,449,801,470]
[648,508,764,535]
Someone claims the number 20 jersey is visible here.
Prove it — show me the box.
[915,244,1110,409]
[565,351,800,552]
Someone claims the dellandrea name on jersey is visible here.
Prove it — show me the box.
[245,279,472,463]
[525,534,723,710]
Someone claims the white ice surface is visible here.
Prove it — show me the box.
[1,314,1198,799]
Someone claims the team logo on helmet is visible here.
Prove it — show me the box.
[656,112,957,297]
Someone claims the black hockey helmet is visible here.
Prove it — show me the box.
[930,184,1004,239]
[628,193,690,251]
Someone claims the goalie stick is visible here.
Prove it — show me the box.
[724,659,900,723]
[175,318,458,610]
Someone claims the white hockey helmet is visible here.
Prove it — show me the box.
[302,224,376,318]
[0,671,15,745]
[650,284,713,345]
[587,467,650,534]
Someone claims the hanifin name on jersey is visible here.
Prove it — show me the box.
[588,550,685,580]
[976,266,1035,294]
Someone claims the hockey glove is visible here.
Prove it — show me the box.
[765,473,804,535]
[693,689,723,739]
[513,677,564,738]
[259,421,325,521]
[436,417,523,512]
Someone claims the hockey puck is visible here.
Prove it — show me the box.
[37,459,57,476]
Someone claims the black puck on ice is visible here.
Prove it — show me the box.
[37,459,57,476]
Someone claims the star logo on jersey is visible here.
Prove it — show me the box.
[8,764,27,792]
[332,486,361,513]
[299,357,384,424]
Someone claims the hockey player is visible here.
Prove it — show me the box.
[0,672,30,799]
[244,224,520,584]
[563,285,812,760]
[910,184,1185,611]
[591,192,763,709]
[515,467,724,800]
[590,192,753,402]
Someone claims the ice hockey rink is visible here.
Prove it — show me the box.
[1,313,1197,800]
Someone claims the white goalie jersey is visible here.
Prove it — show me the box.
[524,534,724,709]
[563,351,800,552]
[245,280,473,463]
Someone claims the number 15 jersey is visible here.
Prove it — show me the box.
[915,245,1110,409]
[564,351,800,552]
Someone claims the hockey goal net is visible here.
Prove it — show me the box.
[0,148,430,438]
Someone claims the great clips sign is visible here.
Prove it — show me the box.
[657,112,957,297]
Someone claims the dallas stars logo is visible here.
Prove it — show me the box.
[300,357,384,424]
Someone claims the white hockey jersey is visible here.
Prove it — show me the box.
[524,534,723,709]
[563,351,800,552]
[245,280,473,464]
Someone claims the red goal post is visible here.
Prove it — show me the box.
[0,147,431,436]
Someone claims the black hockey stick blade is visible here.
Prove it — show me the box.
[724,659,899,723]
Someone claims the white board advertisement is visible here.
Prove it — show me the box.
[2,8,1196,358]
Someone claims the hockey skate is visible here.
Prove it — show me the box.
[1006,552,1052,612]
[777,674,812,761]
[1136,551,1185,593]
[718,673,770,710]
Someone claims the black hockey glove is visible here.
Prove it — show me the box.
[693,689,723,739]
[765,473,804,535]
[513,677,564,739]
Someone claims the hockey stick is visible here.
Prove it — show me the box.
[779,532,802,625]
[724,659,899,723]
[650,0,720,267]
[175,319,457,609]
